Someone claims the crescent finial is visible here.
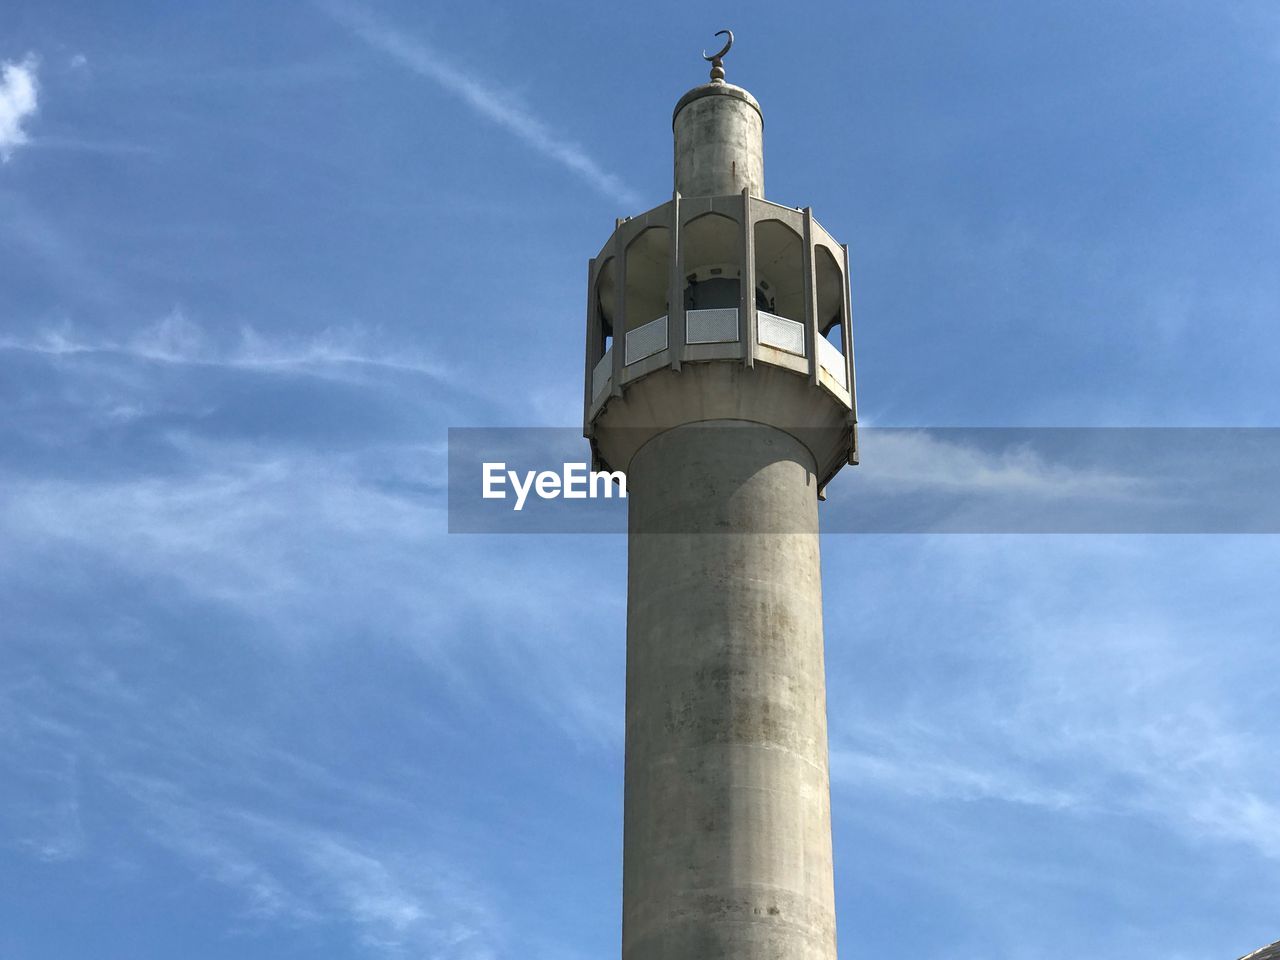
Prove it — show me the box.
[702,29,734,82]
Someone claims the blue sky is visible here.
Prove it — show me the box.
[2,1,1279,958]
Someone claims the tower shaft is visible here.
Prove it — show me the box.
[623,422,837,959]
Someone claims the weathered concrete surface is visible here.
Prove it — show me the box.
[673,82,764,198]
[592,363,853,496]
[622,421,837,960]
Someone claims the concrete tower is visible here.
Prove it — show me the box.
[583,33,857,960]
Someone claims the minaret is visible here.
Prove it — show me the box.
[583,32,857,959]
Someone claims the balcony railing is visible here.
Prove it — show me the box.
[817,335,847,389]
[592,346,613,399]
[757,310,806,356]
[590,308,850,413]
[625,315,668,365]
[686,307,739,344]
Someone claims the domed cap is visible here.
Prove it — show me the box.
[672,81,762,129]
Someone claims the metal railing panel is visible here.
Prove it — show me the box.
[625,315,669,365]
[685,307,739,344]
[592,346,613,398]
[757,310,806,356]
[817,335,847,388]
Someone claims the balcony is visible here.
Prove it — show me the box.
[585,194,856,425]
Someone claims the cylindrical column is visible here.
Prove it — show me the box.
[622,421,837,960]
[673,83,764,198]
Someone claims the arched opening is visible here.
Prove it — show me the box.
[754,219,806,356]
[814,246,847,387]
[591,258,617,398]
[595,257,616,354]
[624,227,670,331]
[816,247,845,352]
[753,220,805,322]
[681,213,740,310]
[622,227,671,364]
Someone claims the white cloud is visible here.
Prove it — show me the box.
[0,311,449,381]
[7,751,86,863]
[109,774,500,957]
[0,441,623,744]
[0,312,623,743]
[831,741,1082,811]
[320,2,640,208]
[0,54,39,161]
[825,536,1280,866]
[863,428,1143,499]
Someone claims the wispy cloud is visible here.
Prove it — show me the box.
[0,314,623,744]
[7,750,86,863]
[117,776,500,957]
[825,536,1280,866]
[831,740,1082,811]
[860,429,1143,499]
[319,2,640,207]
[0,53,39,161]
[0,443,623,745]
[0,310,448,381]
